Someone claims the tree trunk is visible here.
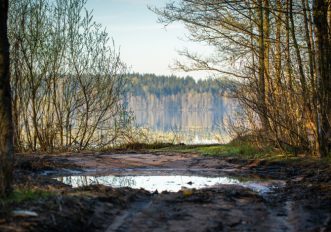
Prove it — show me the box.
[290,0,308,102]
[275,0,282,87]
[285,0,293,91]
[257,0,269,132]
[313,0,331,157]
[263,0,270,87]
[0,0,14,197]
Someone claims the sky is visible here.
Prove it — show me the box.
[85,0,212,79]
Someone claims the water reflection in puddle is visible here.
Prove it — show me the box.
[56,175,282,194]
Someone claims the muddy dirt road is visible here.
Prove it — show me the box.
[3,151,331,231]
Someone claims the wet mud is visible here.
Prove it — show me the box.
[1,151,331,231]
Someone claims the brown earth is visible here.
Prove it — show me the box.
[0,150,331,231]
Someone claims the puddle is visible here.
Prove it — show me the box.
[41,168,83,176]
[56,175,284,194]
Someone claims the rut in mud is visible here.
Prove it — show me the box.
[100,187,330,232]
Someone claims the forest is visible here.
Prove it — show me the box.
[0,0,330,231]
[125,73,236,138]
[152,0,331,157]
[126,73,236,97]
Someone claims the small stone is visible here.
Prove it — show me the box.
[292,176,304,182]
[13,210,38,218]
[182,188,193,197]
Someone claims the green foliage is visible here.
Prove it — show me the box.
[114,142,174,150]
[322,154,331,164]
[154,142,280,160]
[198,144,261,157]
[2,189,52,204]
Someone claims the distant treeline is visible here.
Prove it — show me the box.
[126,73,236,97]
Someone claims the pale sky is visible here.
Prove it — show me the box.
[85,0,212,79]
